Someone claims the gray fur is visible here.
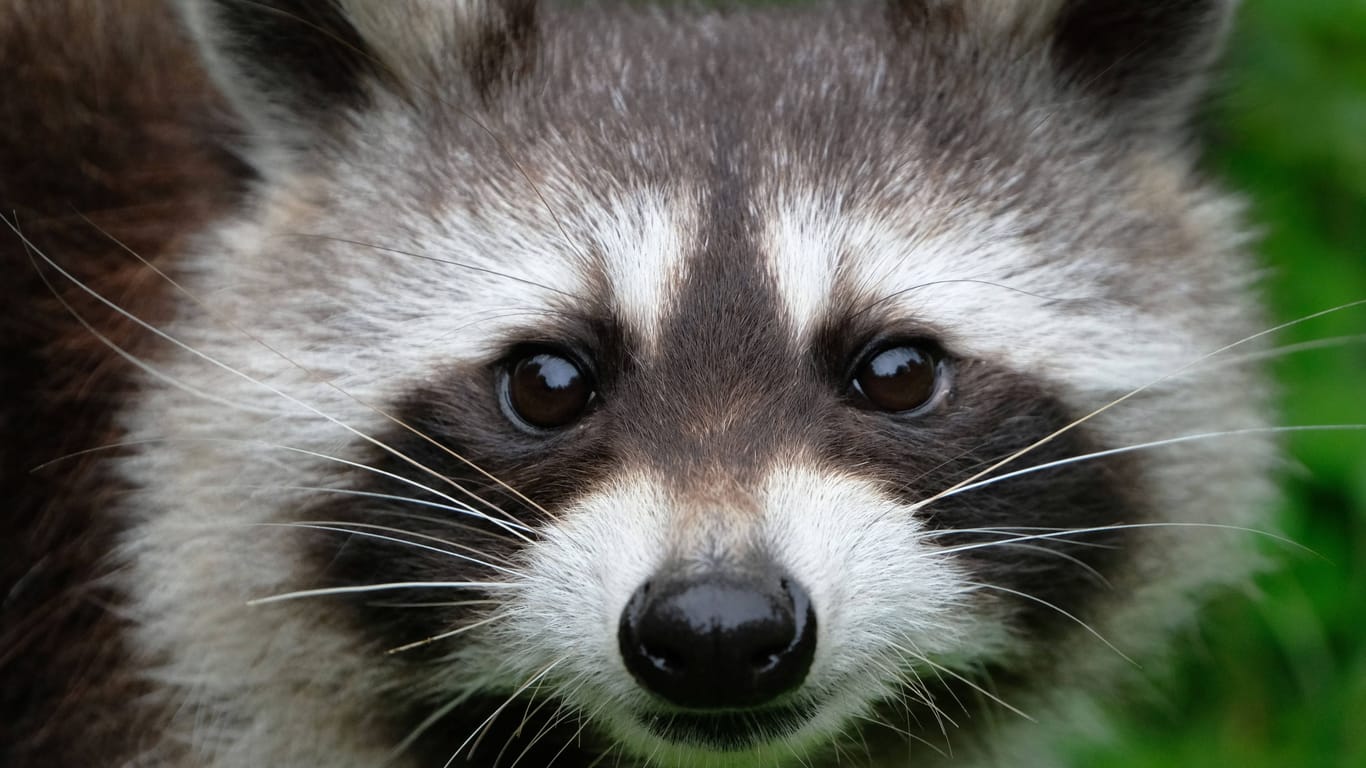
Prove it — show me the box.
[20,0,1274,766]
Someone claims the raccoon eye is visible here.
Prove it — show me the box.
[851,343,942,413]
[502,349,596,430]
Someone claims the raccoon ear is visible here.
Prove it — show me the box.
[888,0,1234,126]
[178,0,538,146]
[1049,0,1235,114]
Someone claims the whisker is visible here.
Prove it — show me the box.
[924,424,1366,508]
[227,485,526,546]
[548,698,615,768]
[892,634,967,724]
[1005,543,1113,587]
[367,599,500,609]
[1197,333,1366,371]
[254,522,519,575]
[870,658,956,737]
[931,521,1316,558]
[503,704,576,768]
[249,581,517,606]
[914,300,1366,511]
[850,712,947,758]
[386,612,510,655]
[76,212,545,532]
[341,401,561,526]
[445,659,565,768]
[918,526,1117,551]
[889,640,1036,723]
[28,435,532,540]
[542,721,590,768]
[581,743,617,768]
[11,219,539,542]
[10,223,286,417]
[501,674,591,768]
[965,581,1135,666]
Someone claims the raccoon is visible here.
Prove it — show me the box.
[0,0,1279,766]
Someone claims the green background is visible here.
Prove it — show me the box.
[1065,1,1366,766]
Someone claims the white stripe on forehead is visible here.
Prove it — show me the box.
[594,188,697,351]
[762,198,1202,397]
[762,195,843,343]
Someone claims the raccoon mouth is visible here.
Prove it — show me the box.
[636,701,819,751]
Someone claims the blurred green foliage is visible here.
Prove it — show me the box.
[1064,0,1366,766]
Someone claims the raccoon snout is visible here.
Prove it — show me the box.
[617,571,817,709]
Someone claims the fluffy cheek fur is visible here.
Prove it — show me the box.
[106,162,608,765]
[492,464,1007,764]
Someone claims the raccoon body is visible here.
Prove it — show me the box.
[1,1,1276,767]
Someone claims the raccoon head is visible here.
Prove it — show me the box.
[127,0,1273,765]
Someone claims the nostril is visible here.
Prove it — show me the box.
[618,571,818,710]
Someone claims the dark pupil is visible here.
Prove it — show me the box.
[509,353,591,429]
[858,346,936,412]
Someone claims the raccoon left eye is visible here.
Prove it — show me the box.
[851,343,943,413]
[501,349,596,431]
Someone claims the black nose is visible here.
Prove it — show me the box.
[618,572,816,710]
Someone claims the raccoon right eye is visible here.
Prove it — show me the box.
[851,342,943,414]
[501,349,596,431]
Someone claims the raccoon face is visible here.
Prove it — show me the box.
[120,0,1272,765]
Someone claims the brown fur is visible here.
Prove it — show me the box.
[0,2,242,764]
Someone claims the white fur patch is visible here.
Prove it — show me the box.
[762,194,843,343]
[763,194,1211,401]
[112,129,690,764]
[595,189,698,351]
[491,461,1011,766]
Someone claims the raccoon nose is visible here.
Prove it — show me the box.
[618,572,816,709]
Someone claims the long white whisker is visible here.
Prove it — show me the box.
[342,400,561,526]
[918,526,1116,550]
[13,229,286,417]
[894,634,968,722]
[1197,333,1366,371]
[932,521,1315,558]
[249,581,518,606]
[914,300,1366,510]
[84,215,551,531]
[925,424,1366,507]
[445,659,565,768]
[869,658,956,737]
[500,674,591,768]
[254,522,519,575]
[30,435,533,539]
[386,612,510,655]
[369,599,501,609]
[1004,543,1112,586]
[965,582,1136,666]
[889,640,1035,723]
[7,219,536,540]
[849,712,947,757]
[550,698,616,768]
[224,484,522,541]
